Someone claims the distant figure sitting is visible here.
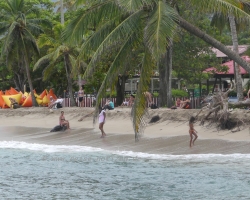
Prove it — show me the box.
[104,99,114,110]
[59,111,70,129]
[120,98,129,106]
[180,97,191,109]
[171,98,181,109]
[9,97,19,109]
[48,96,56,109]
[54,96,63,109]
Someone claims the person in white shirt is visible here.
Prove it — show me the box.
[99,107,106,138]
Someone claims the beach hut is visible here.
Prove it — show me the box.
[204,56,249,93]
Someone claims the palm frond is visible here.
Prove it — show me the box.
[37,34,58,48]
[188,0,250,22]
[33,53,53,71]
[93,33,140,123]
[42,62,58,81]
[131,49,153,141]
[22,29,40,56]
[210,12,227,32]
[82,9,143,79]
[2,21,19,55]
[62,0,121,43]
[144,1,178,60]
[78,17,120,59]
[116,0,155,13]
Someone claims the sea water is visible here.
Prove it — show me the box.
[1,141,250,199]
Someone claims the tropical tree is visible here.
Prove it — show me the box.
[210,9,250,100]
[0,0,51,106]
[63,0,250,140]
[34,23,78,107]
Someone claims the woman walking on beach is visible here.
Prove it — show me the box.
[99,107,106,138]
[189,116,198,147]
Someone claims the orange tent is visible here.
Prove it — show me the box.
[48,89,57,100]
[0,91,7,108]
[5,90,11,95]
[9,87,19,95]
[39,89,48,99]
[22,95,32,107]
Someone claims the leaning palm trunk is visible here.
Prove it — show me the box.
[179,17,250,73]
[64,54,77,107]
[229,15,243,101]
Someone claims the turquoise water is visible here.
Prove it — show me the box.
[1,141,250,199]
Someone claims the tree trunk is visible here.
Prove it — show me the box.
[158,52,168,107]
[60,0,64,24]
[24,57,37,106]
[159,41,173,107]
[229,15,243,101]
[64,54,77,107]
[166,41,173,107]
[179,17,250,73]
[116,75,128,106]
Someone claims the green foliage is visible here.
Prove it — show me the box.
[172,89,189,98]
[153,92,159,97]
[105,91,117,98]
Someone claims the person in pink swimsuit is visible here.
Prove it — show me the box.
[99,107,106,138]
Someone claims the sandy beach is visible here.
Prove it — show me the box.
[1,107,250,154]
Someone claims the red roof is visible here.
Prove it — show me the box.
[212,45,249,57]
[205,56,250,75]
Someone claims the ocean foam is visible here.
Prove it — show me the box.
[112,150,250,161]
[0,141,102,153]
[1,141,250,161]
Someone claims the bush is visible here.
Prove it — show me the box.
[105,91,117,98]
[228,90,237,97]
[153,92,159,97]
[172,89,188,98]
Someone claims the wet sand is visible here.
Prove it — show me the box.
[1,107,250,154]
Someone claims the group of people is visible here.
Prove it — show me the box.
[171,97,191,109]
[56,86,198,146]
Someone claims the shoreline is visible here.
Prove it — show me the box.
[1,107,250,154]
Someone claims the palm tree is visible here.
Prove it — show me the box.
[210,4,250,101]
[34,23,78,107]
[0,0,51,106]
[63,0,250,140]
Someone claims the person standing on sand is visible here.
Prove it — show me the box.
[59,111,70,129]
[78,86,84,107]
[189,116,198,147]
[99,107,106,138]
[144,91,153,106]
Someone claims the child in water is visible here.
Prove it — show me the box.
[189,116,198,147]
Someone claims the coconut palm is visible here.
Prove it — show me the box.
[63,0,250,140]
[0,0,51,106]
[34,23,79,107]
[210,1,250,101]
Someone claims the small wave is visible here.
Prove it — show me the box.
[1,141,250,161]
[112,150,250,161]
[0,141,102,153]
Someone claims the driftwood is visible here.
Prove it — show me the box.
[197,82,249,132]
